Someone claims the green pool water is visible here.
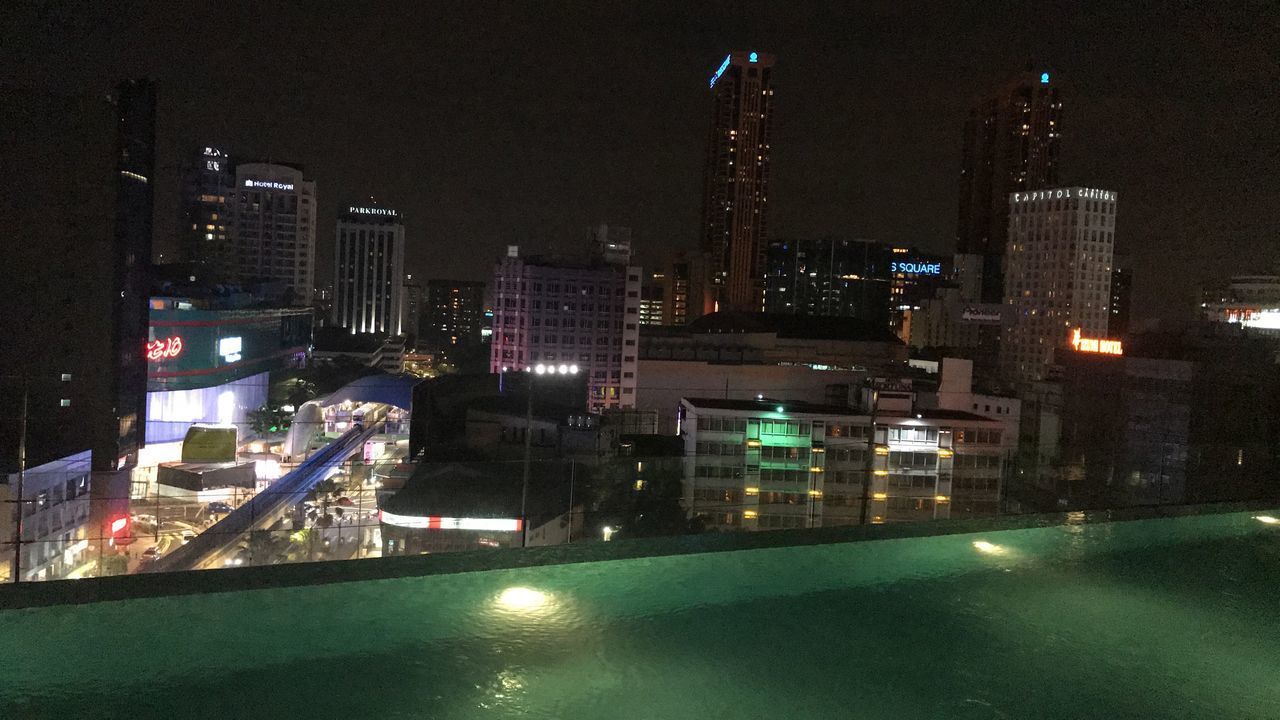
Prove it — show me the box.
[3,509,1279,719]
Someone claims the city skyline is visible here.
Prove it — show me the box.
[3,3,1275,327]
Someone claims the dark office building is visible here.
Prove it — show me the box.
[658,251,706,326]
[177,145,234,277]
[957,71,1062,303]
[700,50,776,313]
[1110,262,1133,338]
[764,239,893,327]
[0,80,156,512]
[421,280,486,353]
[1058,327,1280,508]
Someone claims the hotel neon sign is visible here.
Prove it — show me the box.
[145,336,184,361]
[1070,328,1122,355]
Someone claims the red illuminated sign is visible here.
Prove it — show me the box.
[1070,328,1123,356]
[146,336,184,361]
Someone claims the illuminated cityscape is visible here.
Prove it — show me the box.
[1,5,1278,717]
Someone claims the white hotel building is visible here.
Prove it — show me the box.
[679,397,1006,530]
[1002,186,1118,383]
[334,205,405,337]
[227,162,317,305]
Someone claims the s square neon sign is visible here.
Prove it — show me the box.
[890,261,942,275]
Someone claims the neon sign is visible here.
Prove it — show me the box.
[1070,328,1122,355]
[347,206,398,217]
[709,55,732,88]
[244,179,294,191]
[891,261,942,275]
[146,336,184,361]
[1233,308,1280,330]
[1040,72,1050,84]
[1013,188,1116,203]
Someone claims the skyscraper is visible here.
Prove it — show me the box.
[1,79,155,578]
[421,280,486,351]
[1109,260,1132,338]
[177,145,234,277]
[657,251,706,327]
[764,238,892,326]
[639,273,665,326]
[225,161,317,305]
[700,50,775,314]
[957,71,1062,304]
[1002,187,1117,383]
[403,273,422,343]
[333,205,405,336]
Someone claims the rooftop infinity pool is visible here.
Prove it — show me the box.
[2,507,1278,718]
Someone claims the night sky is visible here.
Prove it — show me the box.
[5,2,1277,325]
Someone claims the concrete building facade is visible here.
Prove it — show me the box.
[226,162,317,305]
[489,249,642,411]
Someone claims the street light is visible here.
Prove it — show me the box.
[517,363,579,548]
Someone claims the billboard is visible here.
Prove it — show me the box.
[147,307,312,391]
[181,425,238,463]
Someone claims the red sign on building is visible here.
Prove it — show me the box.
[145,336,183,361]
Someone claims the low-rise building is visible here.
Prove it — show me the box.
[312,327,405,374]
[378,462,576,554]
[637,359,869,433]
[1,450,93,582]
[678,397,1007,531]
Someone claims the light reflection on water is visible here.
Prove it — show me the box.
[1,510,1277,719]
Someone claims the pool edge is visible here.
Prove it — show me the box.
[1,499,1275,610]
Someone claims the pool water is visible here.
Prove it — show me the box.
[3,510,1278,719]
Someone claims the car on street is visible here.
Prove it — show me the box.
[141,546,161,562]
[223,546,252,567]
[206,501,234,515]
[180,530,196,544]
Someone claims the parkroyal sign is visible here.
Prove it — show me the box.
[1070,328,1122,355]
[347,206,398,217]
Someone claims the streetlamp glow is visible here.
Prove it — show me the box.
[557,364,569,375]
[568,364,579,375]
[535,363,547,375]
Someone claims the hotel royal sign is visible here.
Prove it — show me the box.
[1070,328,1122,355]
